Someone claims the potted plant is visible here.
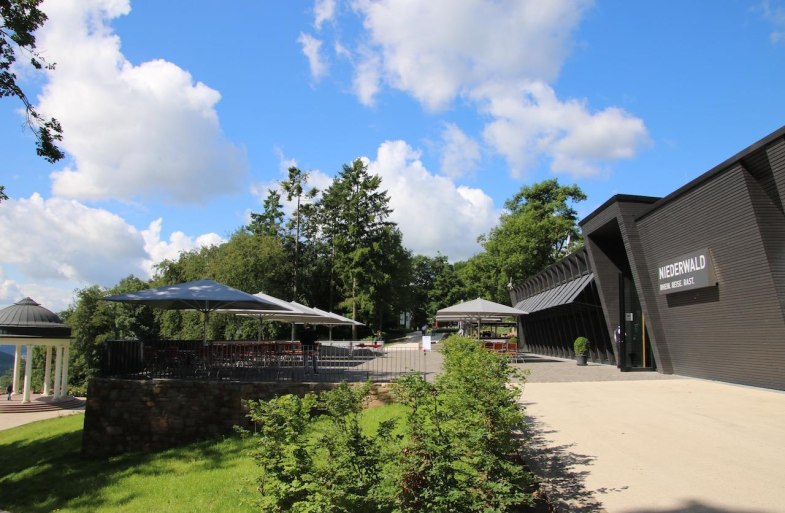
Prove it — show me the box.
[574,336,590,366]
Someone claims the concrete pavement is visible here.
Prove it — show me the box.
[0,408,84,431]
[516,355,785,513]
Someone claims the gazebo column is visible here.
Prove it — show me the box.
[60,346,71,398]
[22,344,33,403]
[12,344,22,395]
[53,345,63,398]
[44,345,53,395]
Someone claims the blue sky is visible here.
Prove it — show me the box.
[1,0,784,312]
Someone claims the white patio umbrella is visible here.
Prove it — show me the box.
[435,298,525,336]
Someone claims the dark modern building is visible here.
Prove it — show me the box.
[511,125,785,391]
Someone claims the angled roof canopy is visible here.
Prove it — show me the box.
[514,273,594,314]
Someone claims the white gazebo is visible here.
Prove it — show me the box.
[0,297,73,403]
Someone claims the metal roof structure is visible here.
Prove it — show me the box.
[0,297,71,338]
[514,273,594,314]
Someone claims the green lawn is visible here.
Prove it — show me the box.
[0,404,407,513]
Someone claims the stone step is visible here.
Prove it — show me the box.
[0,397,85,413]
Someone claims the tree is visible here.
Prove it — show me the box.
[247,188,285,238]
[477,179,586,302]
[409,254,464,328]
[1,0,65,175]
[320,158,395,338]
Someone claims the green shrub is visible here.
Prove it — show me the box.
[508,335,518,345]
[247,337,535,513]
[574,336,590,356]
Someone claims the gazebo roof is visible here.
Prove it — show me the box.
[0,297,71,339]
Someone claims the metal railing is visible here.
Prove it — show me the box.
[102,339,439,383]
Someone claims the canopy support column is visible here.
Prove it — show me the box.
[22,345,33,403]
[12,344,21,395]
[60,346,70,398]
[44,345,53,396]
[53,345,63,398]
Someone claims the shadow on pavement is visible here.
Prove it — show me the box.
[521,413,607,513]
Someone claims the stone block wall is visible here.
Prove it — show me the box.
[82,378,338,458]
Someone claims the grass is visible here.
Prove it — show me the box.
[0,404,406,513]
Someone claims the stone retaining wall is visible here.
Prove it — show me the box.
[82,378,340,457]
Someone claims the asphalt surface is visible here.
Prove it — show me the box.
[515,355,785,513]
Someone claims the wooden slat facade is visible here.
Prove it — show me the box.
[575,125,785,390]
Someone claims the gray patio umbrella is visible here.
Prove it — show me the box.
[103,279,290,343]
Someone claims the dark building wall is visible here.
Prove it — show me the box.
[636,162,785,390]
[580,197,671,370]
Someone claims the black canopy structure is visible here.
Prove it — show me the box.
[103,279,290,342]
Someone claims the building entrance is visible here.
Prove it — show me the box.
[620,274,655,370]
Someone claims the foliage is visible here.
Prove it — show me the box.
[0,0,64,186]
[249,339,534,513]
[574,336,590,356]
[409,254,465,327]
[248,188,285,238]
[471,179,586,302]
[320,158,407,335]
[246,383,399,513]
[393,335,534,513]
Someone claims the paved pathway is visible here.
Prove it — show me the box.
[515,354,785,513]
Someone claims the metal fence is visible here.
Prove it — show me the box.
[102,339,440,383]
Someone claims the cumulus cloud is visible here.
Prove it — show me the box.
[439,123,481,178]
[0,194,147,285]
[141,219,223,277]
[318,0,649,179]
[314,0,337,29]
[366,140,497,260]
[0,195,225,300]
[0,268,79,312]
[350,0,589,110]
[477,81,651,178]
[37,0,246,204]
[298,33,329,81]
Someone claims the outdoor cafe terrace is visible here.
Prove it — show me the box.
[101,337,439,383]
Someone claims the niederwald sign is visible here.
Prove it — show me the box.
[657,248,716,295]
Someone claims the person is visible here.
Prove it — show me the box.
[299,324,319,373]
[6,383,12,401]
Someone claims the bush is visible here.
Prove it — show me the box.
[247,337,535,513]
[574,336,590,356]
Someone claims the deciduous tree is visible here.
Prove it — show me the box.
[1,0,65,199]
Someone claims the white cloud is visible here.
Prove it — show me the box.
[759,0,785,43]
[37,0,246,204]
[324,0,650,178]
[314,0,337,29]
[439,123,480,178]
[352,48,382,107]
[477,81,650,178]
[0,268,79,313]
[350,0,590,110]
[0,195,226,309]
[0,193,147,285]
[141,219,223,277]
[298,33,329,81]
[365,140,497,261]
